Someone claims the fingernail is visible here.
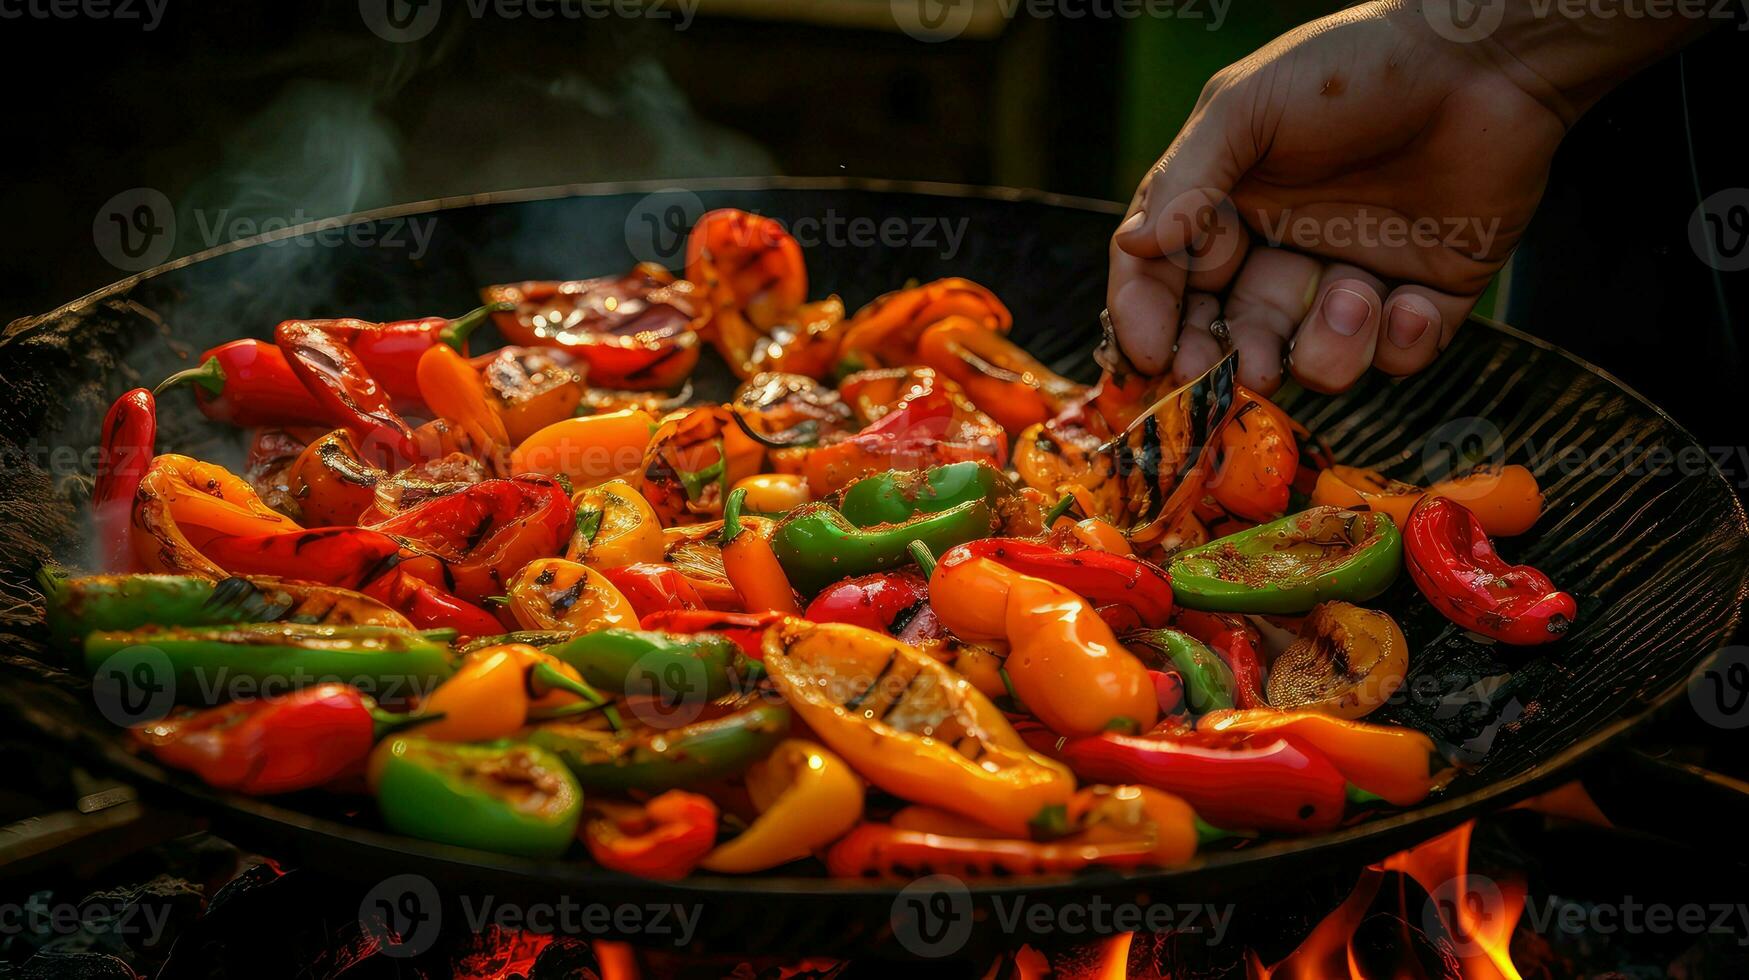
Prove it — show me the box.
[1387,304,1431,348]
[1117,210,1147,235]
[1322,287,1371,337]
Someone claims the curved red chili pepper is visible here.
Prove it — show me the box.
[132,683,398,794]
[940,538,1175,627]
[1171,609,1266,709]
[199,527,407,589]
[1404,497,1577,645]
[640,609,783,659]
[1033,725,1347,834]
[361,569,506,636]
[275,320,415,467]
[583,791,719,880]
[94,388,156,572]
[802,570,937,639]
[155,340,335,428]
[282,304,507,410]
[602,563,706,619]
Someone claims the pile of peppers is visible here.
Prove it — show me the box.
[46,208,1578,881]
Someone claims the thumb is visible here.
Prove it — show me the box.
[1114,98,1258,261]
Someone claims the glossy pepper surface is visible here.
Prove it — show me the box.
[1199,708,1438,807]
[836,461,1010,528]
[133,682,418,794]
[1040,725,1348,835]
[1171,610,1266,709]
[533,698,789,793]
[43,572,411,647]
[372,476,575,603]
[94,389,156,572]
[600,563,705,618]
[943,538,1175,628]
[930,549,1159,737]
[1403,497,1576,645]
[415,644,606,742]
[82,624,456,705]
[583,791,719,880]
[1169,506,1401,614]
[763,619,1073,837]
[505,558,639,635]
[276,320,416,466]
[699,738,864,873]
[154,340,335,428]
[720,487,800,613]
[541,627,741,701]
[1122,628,1234,714]
[369,736,581,859]
[771,499,994,596]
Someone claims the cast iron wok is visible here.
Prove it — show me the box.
[2,179,1746,957]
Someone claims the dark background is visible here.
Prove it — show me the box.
[0,0,1744,456]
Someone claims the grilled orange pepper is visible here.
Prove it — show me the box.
[763,619,1074,837]
[1198,707,1438,807]
[131,455,300,574]
[711,297,849,381]
[285,430,382,526]
[930,549,1158,737]
[416,343,510,461]
[511,409,655,489]
[505,558,639,634]
[684,209,809,328]
[417,643,607,742]
[914,316,1085,434]
[837,278,1012,370]
[731,473,810,513]
[699,739,865,874]
[476,346,586,446]
[1205,387,1299,523]
[567,479,665,568]
[720,488,800,614]
[1312,462,1542,537]
[640,406,766,524]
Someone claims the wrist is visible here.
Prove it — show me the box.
[1383,0,1714,124]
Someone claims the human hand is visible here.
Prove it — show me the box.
[1107,0,1697,393]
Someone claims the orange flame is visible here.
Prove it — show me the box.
[1254,819,1525,980]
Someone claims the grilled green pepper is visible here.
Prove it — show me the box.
[544,628,744,701]
[771,498,995,596]
[838,461,1010,527]
[530,699,790,792]
[1168,507,1401,614]
[41,571,413,648]
[82,624,455,704]
[1123,628,1234,713]
[368,737,581,858]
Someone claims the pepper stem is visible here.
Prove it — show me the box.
[721,488,749,546]
[1194,816,1250,845]
[438,301,515,351]
[1044,492,1077,526]
[907,540,937,579]
[369,708,446,740]
[1345,784,1387,807]
[528,660,610,706]
[153,357,226,398]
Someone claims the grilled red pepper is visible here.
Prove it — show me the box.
[1404,497,1577,645]
[94,389,156,572]
[132,683,422,795]
[276,320,415,466]
[280,304,508,410]
[799,383,1007,495]
[601,563,705,619]
[361,569,506,636]
[154,340,336,428]
[199,527,406,589]
[941,539,1175,628]
[1034,725,1347,834]
[367,476,574,604]
[802,570,939,642]
[582,790,720,880]
[825,822,1156,879]
[1171,609,1266,709]
[640,609,783,659]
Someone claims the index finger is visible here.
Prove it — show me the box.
[1107,237,1188,376]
